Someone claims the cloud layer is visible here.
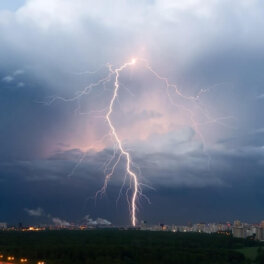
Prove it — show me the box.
[0,0,264,224]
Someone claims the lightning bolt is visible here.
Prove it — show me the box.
[43,57,234,227]
[105,59,139,226]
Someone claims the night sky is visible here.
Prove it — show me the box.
[1,0,264,226]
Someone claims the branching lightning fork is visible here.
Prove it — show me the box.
[44,57,233,227]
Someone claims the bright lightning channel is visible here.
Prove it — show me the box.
[105,59,138,226]
[44,57,233,227]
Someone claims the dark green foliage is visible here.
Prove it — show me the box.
[0,230,262,264]
[255,247,264,264]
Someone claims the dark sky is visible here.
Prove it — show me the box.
[0,0,264,226]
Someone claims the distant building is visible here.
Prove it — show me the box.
[232,220,246,238]
[0,222,7,230]
[256,227,264,240]
[232,227,246,238]
[256,221,264,241]
[140,220,148,230]
[18,222,23,230]
[141,220,147,227]
[245,228,253,237]
[234,220,241,227]
[160,223,167,231]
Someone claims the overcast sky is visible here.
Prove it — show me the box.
[0,0,264,226]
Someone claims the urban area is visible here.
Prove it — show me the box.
[0,220,263,240]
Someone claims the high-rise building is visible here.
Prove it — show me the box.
[234,220,241,227]
[256,227,264,240]
[232,227,246,238]
[256,221,264,241]
[140,220,147,230]
[0,223,7,230]
[232,220,246,238]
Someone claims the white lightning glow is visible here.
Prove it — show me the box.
[105,60,138,226]
[44,57,233,227]
[131,58,137,64]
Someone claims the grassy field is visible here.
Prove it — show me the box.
[237,247,260,261]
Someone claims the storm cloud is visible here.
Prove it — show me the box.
[0,0,264,225]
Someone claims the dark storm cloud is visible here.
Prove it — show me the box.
[0,74,80,160]
[0,141,264,224]
[0,0,264,224]
[1,128,263,188]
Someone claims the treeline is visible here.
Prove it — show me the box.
[0,230,263,264]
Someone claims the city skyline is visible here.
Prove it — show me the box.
[2,218,264,242]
